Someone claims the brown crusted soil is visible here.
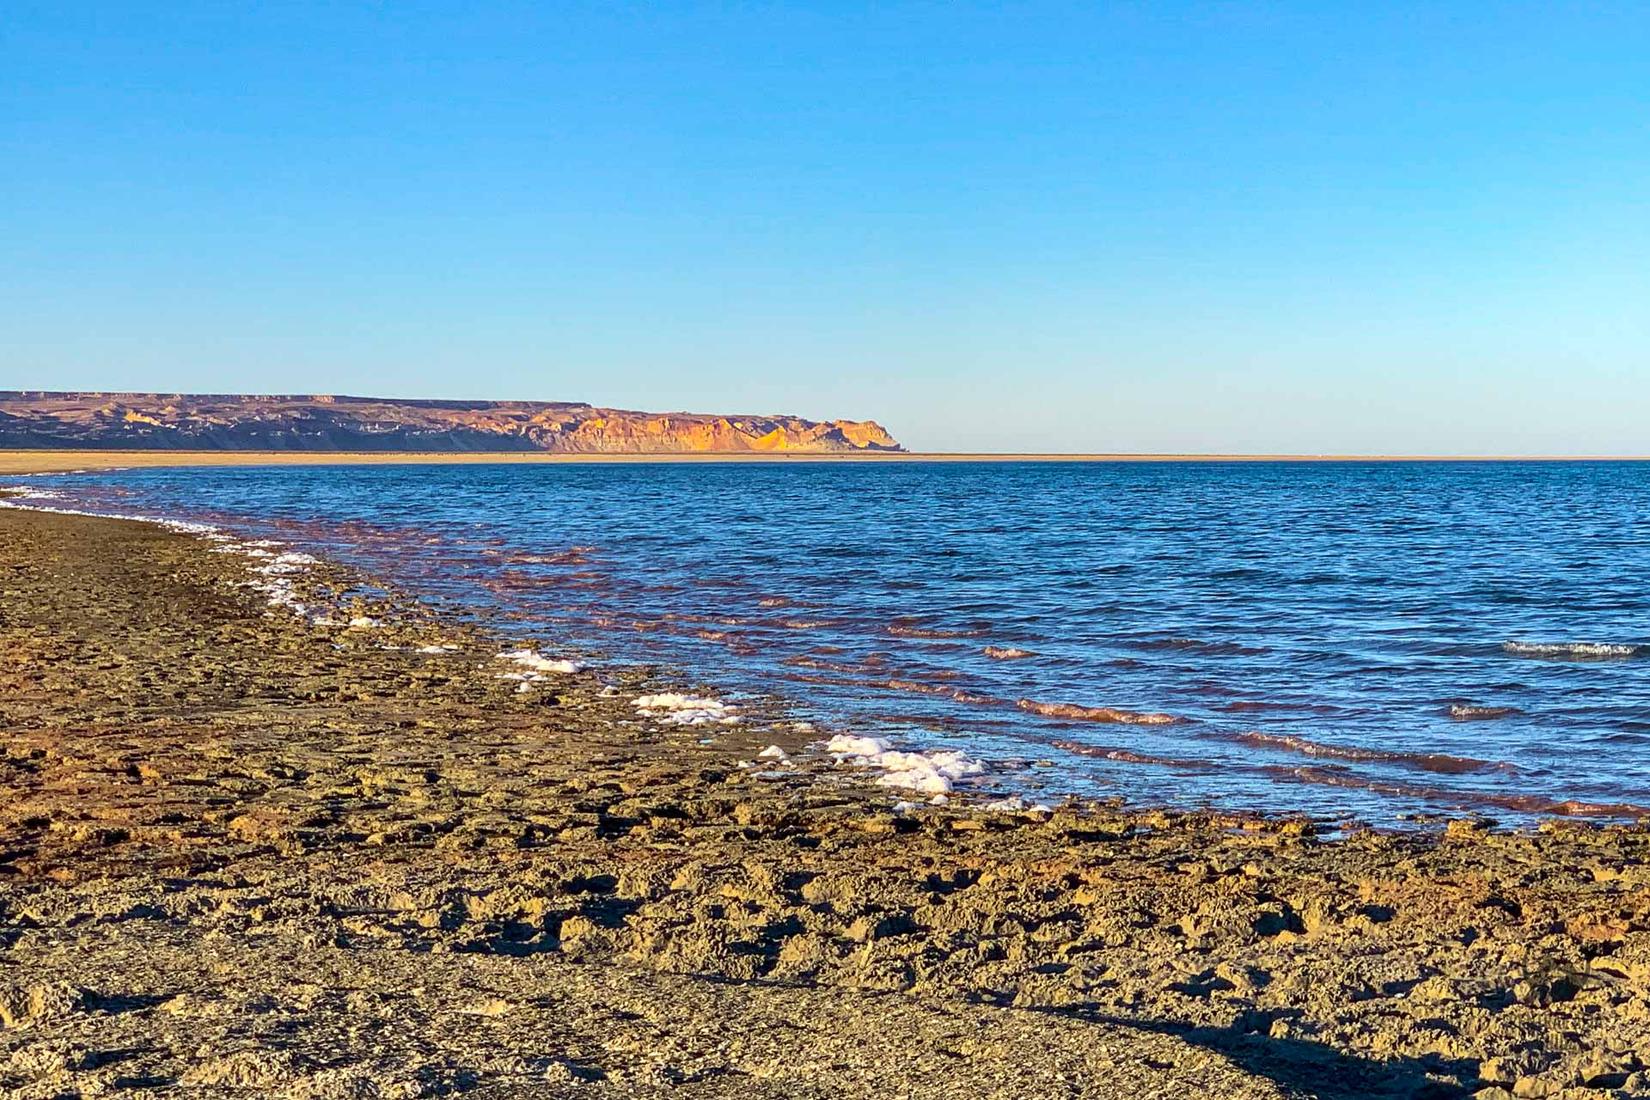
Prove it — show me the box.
[1,508,1647,1099]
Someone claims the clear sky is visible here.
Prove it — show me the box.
[4,3,1647,453]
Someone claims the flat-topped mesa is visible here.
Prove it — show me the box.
[0,392,903,454]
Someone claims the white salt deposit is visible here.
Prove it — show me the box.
[0,492,221,537]
[497,648,587,692]
[982,795,1054,813]
[821,733,985,795]
[259,552,317,574]
[633,692,741,726]
[0,490,333,618]
[498,649,587,675]
[239,549,321,615]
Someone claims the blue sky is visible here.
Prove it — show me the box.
[4,2,1647,453]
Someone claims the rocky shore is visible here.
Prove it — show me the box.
[1,504,1647,1099]
[0,393,902,454]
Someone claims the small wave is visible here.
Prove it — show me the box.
[1130,637,1268,657]
[1051,739,1215,770]
[782,655,869,675]
[888,623,987,639]
[0,485,65,501]
[983,646,1036,660]
[777,671,840,687]
[1448,704,1522,721]
[504,548,595,566]
[1265,765,1650,820]
[1234,732,1502,775]
[882,679,1002,706]
[693,629,761,655]
[1503,640,1643,660]
[1017,699,1181,725]
[1222,700,1341,716]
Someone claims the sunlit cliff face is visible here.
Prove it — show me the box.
[0,392,904,454]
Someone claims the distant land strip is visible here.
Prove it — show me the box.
[0,392,902,454]
[4,451,1649,476]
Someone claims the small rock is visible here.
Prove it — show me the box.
[1575,1051,1630,1089]
[458,997,512,1017]
[1409,976,1462,1003]
[0,982,93,1029]
[278,1065,383,1099]
[558,915,616,956]
[184,1049,306,1089]
[1215,962,1272,992]
[6,1041,100,1076]
[1481,1054,1548,1086]
[1511,1070,1575,1098]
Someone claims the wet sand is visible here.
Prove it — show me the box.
[1,504,1648,1099]
[5,449,1649,476]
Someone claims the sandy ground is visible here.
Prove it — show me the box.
[1,504,1647,1099]
[4,450,1647,476]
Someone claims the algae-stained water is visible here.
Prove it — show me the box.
[28,460,1650,824]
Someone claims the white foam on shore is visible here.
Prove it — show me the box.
[633,692,741,726]
[0,492,221,538]
[0,489,329,617]
[983,795,1054,813]
[226,544,321,614]
[821,733,985,795]
[500,648,587,675]
[0,485,65,501]
[497,648,588,692]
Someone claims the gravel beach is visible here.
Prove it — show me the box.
[1,503,1647,1099]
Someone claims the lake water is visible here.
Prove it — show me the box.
[21,460,1650,825]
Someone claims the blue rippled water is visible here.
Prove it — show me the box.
[24,460,1650,825]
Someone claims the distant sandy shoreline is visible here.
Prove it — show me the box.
[3,449,1648,475]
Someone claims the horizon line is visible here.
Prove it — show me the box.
[4,448,1650,477]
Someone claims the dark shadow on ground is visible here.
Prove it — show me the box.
[671,972,1479,1098]
[1026,1002,1478,1100]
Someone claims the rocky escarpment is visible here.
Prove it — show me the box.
[0,392,903,453]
